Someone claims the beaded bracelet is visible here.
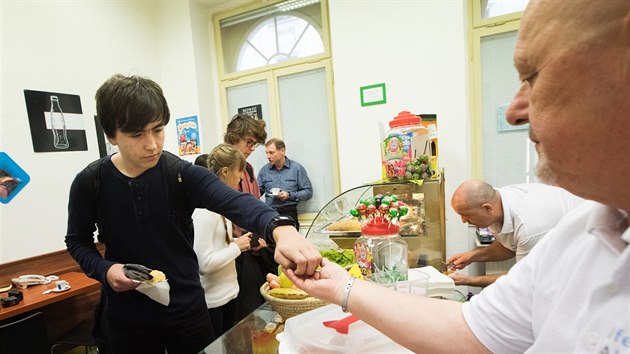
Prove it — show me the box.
[341,276,356,313]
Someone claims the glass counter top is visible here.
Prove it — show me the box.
[203,302,280,354]
[203,289,466,354]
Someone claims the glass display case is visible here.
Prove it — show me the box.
[306,173,446,270]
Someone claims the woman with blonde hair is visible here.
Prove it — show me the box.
[192,144,267,340]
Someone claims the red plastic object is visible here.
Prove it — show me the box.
[322,314,360,334]
[388,111,422,128]
[360,217,400,235]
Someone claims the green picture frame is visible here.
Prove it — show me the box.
[360,83,387,106]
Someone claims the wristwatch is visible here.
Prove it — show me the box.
[267,215,297,235]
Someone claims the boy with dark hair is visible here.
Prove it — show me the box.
[65,74,320,354]
[223,113,267,149]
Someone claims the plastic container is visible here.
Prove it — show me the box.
[381,111,431,180]
[278,304,413,353]
[353,218,405,278]
[371,231,409,282]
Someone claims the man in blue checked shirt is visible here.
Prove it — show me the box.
[258,138,313,229]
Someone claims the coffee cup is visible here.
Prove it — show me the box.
[55,280,70,291]
[270,188,280,195]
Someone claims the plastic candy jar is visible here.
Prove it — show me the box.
[382,111,431,180]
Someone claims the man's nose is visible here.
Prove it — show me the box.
[506,82,530,126]
[146,135,157,150]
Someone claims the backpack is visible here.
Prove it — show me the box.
[82,150,194,242]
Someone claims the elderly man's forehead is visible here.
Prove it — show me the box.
[517,1,551,47]
[515,0,630,81]
[513,0,567,74]
[520,0,629,44]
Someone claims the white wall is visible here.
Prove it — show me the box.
[189,1,225,153]
[328,0,472,260]
[154,1,221,162]
[0,1,210,262]
[0,0,472,263]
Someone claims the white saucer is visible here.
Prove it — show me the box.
[53,286,71,292]
[43,286,71,294]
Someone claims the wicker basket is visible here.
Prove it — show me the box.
[260,283,328,320]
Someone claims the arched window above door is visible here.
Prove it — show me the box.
[237,14,324,72]
[218,0,326,76]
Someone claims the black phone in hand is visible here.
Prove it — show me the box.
[249,234,261,248]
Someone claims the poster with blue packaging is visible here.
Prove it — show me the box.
[176,115,201,156]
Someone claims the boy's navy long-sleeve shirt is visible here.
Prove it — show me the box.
[65,153,277,323]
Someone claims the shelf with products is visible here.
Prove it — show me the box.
[305,171,446,271]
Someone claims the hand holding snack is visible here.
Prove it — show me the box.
[107,264,141,292]
[122,264,167,283]
[123,263,154,282]
[121,264,170,306]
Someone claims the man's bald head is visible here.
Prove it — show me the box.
[451,179,501,228]
[452,179,497,211]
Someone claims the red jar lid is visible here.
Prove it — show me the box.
[361,217,400,235]
[389,111,422,128]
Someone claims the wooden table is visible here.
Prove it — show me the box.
[0,271,100,321]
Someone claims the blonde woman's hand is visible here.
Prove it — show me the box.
[234,233,252,253]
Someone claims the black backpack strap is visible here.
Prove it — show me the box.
[162,151,194,234]
[81,157,107,242]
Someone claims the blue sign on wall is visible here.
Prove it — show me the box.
[0,152,30,204]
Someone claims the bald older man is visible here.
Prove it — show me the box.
[446,180,584,287]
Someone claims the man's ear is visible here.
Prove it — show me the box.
[106,134,118,146]
[481,203,493,214]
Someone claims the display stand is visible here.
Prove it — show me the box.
[306,172,446,270]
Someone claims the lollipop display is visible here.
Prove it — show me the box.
[349,193,409,229]
[351,194,410,279]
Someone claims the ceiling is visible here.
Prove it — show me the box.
[196,0,254,12]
